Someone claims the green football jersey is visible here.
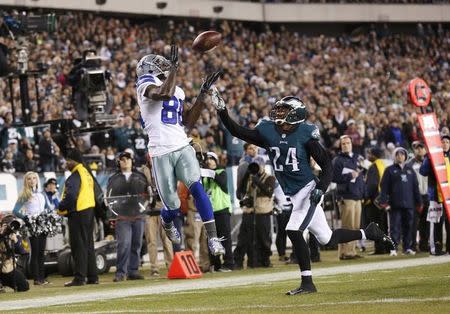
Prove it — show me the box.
[255,119,320,196]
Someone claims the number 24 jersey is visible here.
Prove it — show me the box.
[255,119,319,196]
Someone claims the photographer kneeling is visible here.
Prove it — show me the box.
[0,215,29,292]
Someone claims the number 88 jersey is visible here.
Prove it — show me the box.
[136,74,190,157]
[255,119,318,196]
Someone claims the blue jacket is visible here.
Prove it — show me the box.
[379,163,422,210]
[332,152,365,200]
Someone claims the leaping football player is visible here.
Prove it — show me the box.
[211,89,394,294]
[135,45,225,256]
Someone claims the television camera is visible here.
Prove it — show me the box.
[69,49,116,128]
[2,11,116,137]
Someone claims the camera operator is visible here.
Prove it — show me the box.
[201,152,234,272]
[234,157,275,268]
[0,215,29,292]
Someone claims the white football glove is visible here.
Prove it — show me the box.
[200,168,216,178]
[211,86,226,111]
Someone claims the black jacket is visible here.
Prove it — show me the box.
[332,152,365,200]
[106,170,149,218]
[365,161,381,202]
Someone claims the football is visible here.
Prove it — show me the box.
[192,31,222,53]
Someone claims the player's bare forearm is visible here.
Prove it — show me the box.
[218,109,265,147]
[182,93,207,130]
[144,66,178,101]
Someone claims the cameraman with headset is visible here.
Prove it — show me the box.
[234,156,275,268]
[0,214,29,292]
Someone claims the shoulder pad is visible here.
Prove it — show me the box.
[311,126,320,140]
[255,119,270,128]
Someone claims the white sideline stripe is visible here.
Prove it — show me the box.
[1,256,450,311]
[62,296,450,313]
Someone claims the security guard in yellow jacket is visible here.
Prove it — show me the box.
[58,149,98,287]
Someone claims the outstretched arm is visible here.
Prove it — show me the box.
[183,71,221,130]
[212,87,265,147]
[218,109,264,147]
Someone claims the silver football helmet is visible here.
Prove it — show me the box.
[136,54,171,78]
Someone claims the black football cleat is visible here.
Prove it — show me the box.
[286,283,317,296]
[365,222,396,250]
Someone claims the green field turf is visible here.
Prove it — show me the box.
[2,251,449,313]
[9,263,450,314]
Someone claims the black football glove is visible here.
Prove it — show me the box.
[200,71,221,94]
[169,45,179,68]
[310,189,323,205]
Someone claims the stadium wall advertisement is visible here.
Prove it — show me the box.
[0,0,449,22]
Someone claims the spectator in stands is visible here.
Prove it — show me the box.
[379,147,422,256]
[1,149,16,173]
[22,148,38,172]
[332,135,365,260]
[38,128,58,172]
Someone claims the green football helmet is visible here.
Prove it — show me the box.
[269,96,308,125]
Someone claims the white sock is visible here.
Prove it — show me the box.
[301,270,312,277]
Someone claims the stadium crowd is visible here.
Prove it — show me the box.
[0,13,449,171]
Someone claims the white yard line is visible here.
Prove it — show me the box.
[60,296,450,314]
[2,255,450,311]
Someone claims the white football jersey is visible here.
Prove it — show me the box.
[136,74,190,157]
